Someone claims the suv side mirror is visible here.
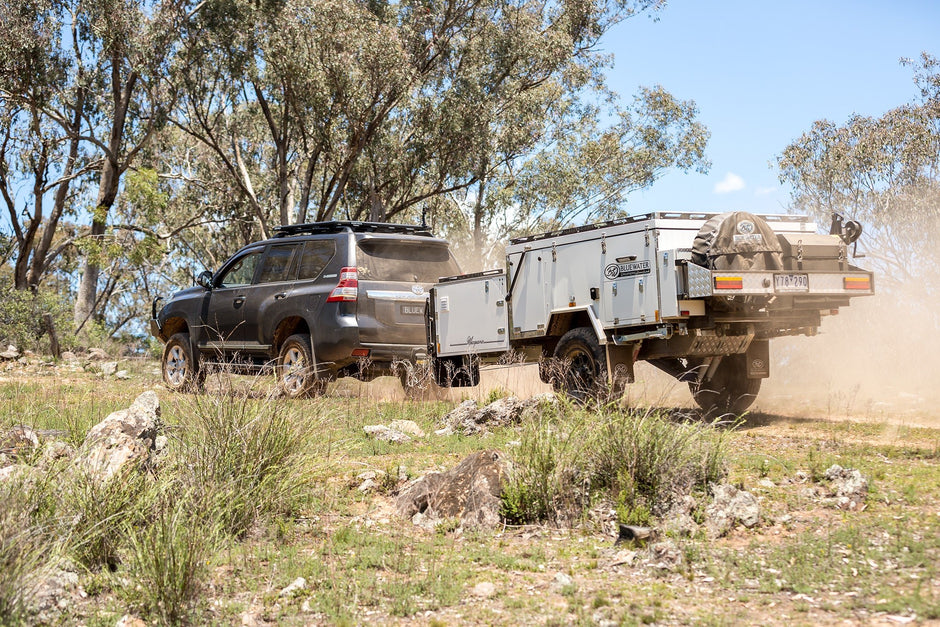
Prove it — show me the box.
[197,270,214,290]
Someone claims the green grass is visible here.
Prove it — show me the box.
[2,364,940,624]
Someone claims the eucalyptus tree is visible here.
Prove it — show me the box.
[0,0,199,333]
[777,53,940,295]
[173,0,682,251]
[0,0,87,292]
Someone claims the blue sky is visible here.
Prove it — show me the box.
[603,0,940,217]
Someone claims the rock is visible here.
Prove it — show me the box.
[471,581,497,598]
[80,391,162,482]
[388,419,425,437]
[87,348,109,361]
[60,351,78,362]
[553,572,574,590]
[441,394,557,436]
[100,361,118,376]
[39,440,75,468]
[0,464,27,482]
[362,424,411,443]
[824,465,868,510]
[116,615,148,627]
[395,450,510,530]
[30,562,80,619]
[0,345,20,360]
[616,524,653,546]
[279,576,307,597]
[358,478,378,493]
[115,370,130,380]
[0,424,41,459]
[705,484,760,538]
[646,540,683,573]
[661,495,699,538]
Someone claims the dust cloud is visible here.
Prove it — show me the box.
[758,286,940,427]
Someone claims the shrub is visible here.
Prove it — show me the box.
[121,488,214,626]
[0,283,74,353]
[502,403,736,525]
[62,467,151,571]
[0,470,62,623]
[171,387,320,537]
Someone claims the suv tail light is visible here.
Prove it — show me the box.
[327,267,359,302]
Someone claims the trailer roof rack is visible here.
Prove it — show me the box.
[508,212,812,245]
[273,221,433,238]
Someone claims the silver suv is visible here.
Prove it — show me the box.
[150,222,460,397]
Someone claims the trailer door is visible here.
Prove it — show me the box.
[601,232,660,327]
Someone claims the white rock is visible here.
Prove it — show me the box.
[553,572,574,589]
[472,581,496,598]
[279,576,307,597]
[388,419,425,437]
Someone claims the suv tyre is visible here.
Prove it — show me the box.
[278,334,326,398]
[162,333,203,392]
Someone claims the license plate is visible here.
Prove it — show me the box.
[400,304,424,316]
[774,273,808,292]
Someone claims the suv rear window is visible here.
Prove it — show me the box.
[356,240,460,282]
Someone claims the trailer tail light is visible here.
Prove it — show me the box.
[714,276,743,290]
[844,276,870,291]
[326,267,359,302]
[351,348,370,357]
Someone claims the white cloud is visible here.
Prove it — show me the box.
[714,172,745,194]
[755,186,777,197]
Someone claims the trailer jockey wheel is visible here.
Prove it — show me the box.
[689,353,761,415]
[552,327,608,403]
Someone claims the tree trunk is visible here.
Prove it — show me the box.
[74,160,120,332]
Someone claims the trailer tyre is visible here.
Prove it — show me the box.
[552,327,607,402]
[689,354,761,415]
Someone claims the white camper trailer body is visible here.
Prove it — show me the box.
[428,212,873,411]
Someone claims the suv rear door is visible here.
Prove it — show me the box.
[354,236,460,345]
[239,242,304,354]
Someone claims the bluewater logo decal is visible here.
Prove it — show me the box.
[604,260,651,280]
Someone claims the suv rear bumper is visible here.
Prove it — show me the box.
[359,342,428,364]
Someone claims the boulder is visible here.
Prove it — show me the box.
[441,394,556,436]
[704,483,760,538]
[0,345,20,360]
[80,391,162,482]
[396,450,510,529]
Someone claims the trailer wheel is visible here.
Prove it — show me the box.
[552,327,607,402]
[689,354,761,415]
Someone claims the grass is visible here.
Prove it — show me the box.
[1,361,940,624]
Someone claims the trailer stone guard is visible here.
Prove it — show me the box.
[427,211,873,412]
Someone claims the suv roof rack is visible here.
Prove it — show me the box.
[273,221,433,238]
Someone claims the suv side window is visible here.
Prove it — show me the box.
[298,240,336,280]
[257,243,301,283]
[218,250,263,288]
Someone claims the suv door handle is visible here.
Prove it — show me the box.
[233,296,245,305]
[274,292,287,300]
